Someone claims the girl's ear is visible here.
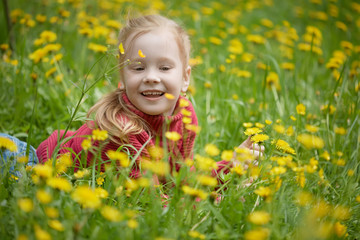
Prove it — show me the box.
[182,65,191,92]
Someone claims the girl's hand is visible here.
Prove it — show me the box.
[238,136,265,160]
[233,136,265,168]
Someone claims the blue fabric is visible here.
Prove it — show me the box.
[0,133,38,175]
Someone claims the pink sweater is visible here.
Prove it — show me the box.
[36,93,231,178]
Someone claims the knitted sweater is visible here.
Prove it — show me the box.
[36,93,231,178]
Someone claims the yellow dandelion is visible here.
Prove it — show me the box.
[33,164,53,179]
[296,103,306,115]
[101,205,123,222]
[248,211,271,225]
[118,42,125,55]
[127,219,138,229]
[251,134,269,143]
[48,219,64,231]
[188,230,206,239]
[244,228,269,240]
[334,127,346,135]
[36,189,52,204]
[305,124,319,133]
[243,122,253,128]
[334,222,347,237]
[232,164,246,176]
[138,49,146,58]
[17,198,34,212]
[197,175,217,187]
[164,93,175,99]
[81,138,92,150]
[273,124,285,134]
[71,186,101,209]
[165,131,181,141]
[0,136,18,152]
[294,191,313,206]
[320,151,330,160]
[204,143,220,156]
[34,225,51,240]
[244,127,262,136]
[297,134,325,149]
[254,186,272,198]
[221,150,234,161]
[46,177,72,192]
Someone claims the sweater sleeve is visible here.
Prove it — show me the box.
[36,124,93,163]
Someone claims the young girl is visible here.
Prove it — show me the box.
[36,15,263,181]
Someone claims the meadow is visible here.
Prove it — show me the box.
[0,0,359,239]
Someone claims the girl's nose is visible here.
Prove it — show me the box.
[143,70,161,83]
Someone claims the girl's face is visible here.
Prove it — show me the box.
[122,30,190,116]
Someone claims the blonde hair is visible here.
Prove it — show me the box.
[88,15,191,144]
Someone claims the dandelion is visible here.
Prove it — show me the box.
[17,198,34,212]
[148,145,164,160]
[297,134,325,149]
[96,176,105,186]
[33,164,53,179]
[71,186,101,209]
[265,120,272,125]
[204,143,220,156]
[334,222,347,237]
[46,177,72,192]
[182,185,208,200]
[221,150,234,161]
[138,49,146,58]
[251,134,269,143]
[334,127,346,135]
[266,72,281,91]
[88,43,107,53]
[48,220,64,231]
[165,131,181,141]
[81,138,92,150]
[295,191,313,206]
[36,189,52,204]
[244,127,262,136]
[127,219,139,229]
[74,169,90,179]
[188,230,206,239]
[209,36,222,45]
[320,151,330,160]
[243,122,253,128]
[92,129,108,141]
[17,156,28,164]
[296,103,306,115]
[164,93,175,99]
[0,136,18,152]
[34,225,51,240]
[232,164,246,176]
[244,228,270,240]
[248,211,271,225]
[305,124,319,133]
[142,161,170,176]
[197,175,217,187]
[185,124,201,134]
[332,205,351,220]
[179,98,190,107]
[101,206,123,222]
[254,186,271,198]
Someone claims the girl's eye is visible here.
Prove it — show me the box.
[160,66,171,71]
[134,67,144,71]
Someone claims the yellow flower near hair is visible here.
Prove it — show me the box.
[17,156,28,164]
[118,42,125,55]
[138,49,146,58]
[0,137,18,152]
[81,138,92,150]
[33,164,53,179]
[185,124,201,134]
[221,150,233,161]
[179,98,190,107]
[232,165,246,176]
[101,206,123,222]
[248,211,271,225]
[92,129,108,141]
[165,131,181,141]
[17,198,34,212]
[71,186,101,209]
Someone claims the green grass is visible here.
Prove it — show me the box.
[1,0,359,239]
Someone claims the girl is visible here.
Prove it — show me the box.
[36,15,263,181]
